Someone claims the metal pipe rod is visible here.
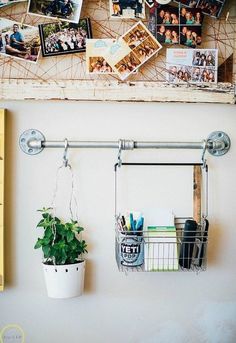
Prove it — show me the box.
[29,140,206,150]
[19,129,231,157]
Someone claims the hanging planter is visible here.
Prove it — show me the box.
[34,142,88,298]
[35,207,87,298]
[43,261,85,299]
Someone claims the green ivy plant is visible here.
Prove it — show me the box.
[34,207,87,265]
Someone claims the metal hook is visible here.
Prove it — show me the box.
[201,140,207,169]
[63,138,69,167]
[117,139,122,168]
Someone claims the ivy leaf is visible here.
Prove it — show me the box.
[34,238,43,249]
[66,230,74,243]
[42,245,51,258]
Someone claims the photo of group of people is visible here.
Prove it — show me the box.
[112,22,161,80]
[174,0,225,18]
[0,18,41,63]
[150,5,202,47]
[110,0,145,19]
[166,48,217,83]
[86,39,115,74]
[28,0,83,23]
[39,18,92,57]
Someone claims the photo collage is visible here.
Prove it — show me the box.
[86,22,162,80]
[174,0,226,18]
[148,4,203,48]
[166,48,218,83]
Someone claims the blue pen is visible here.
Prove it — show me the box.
[130,213,134,231]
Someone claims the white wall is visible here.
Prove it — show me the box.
[0,101,236,343]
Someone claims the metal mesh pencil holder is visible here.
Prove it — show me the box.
[114,162,209,273]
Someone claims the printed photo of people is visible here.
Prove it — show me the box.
[155,5,179,24]
[110,0,145,19]
[156,25,179,44]
[197,0,224,18]
[0,0,25,8]
[39,18,92,57]
[104,21,162,80]
[28,0,83,23]
[115,52,140,78]
[89,57,114,73]
[166,48,218,84]
[174,0,225,18]
[179,6,203,24]
[123,24,149,48]
[133,36,159,62]
[150,4,202,45]
[192,49,216,67]
[0,18,40,63]
[180,26,201,48]
[168,65,192,82]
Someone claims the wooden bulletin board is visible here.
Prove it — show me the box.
[0,0,235,103]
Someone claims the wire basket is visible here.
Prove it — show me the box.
[116,217,208,272]
[114,162,209,273]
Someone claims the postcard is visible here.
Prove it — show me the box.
[174,0,225,18]
[0,0,25,8]
[104,21,162,80]
[39,18,92,57]
[28,0,83,23]
[0,18,41,64]
[166,48,218,83]
[110,0,145,19]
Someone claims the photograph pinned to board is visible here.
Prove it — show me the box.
[0,18,41,63]
[149,4,202,46]
[110,0,145,19]
[28,0,83,23]
[39,18,92,57]
[86,39,116,74]
[0,0,25,8]
[174,0,226,18]
[166,48,218,83]
[104,21,162,80]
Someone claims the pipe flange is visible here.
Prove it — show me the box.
[207,131,231,157]
[19,129,45,155]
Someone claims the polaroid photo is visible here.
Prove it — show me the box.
[179,6,203,25]
[180,25,201,47]
[104,21,162,80]
[28,0,83,23]
[166,48,218,83]
[39,18,92,57]
[0,0,25,8]
[110,0,145,19]
[86,39,116,74]
[0,18,40,64]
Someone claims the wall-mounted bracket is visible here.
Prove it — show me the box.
[207,131,231,157]
[19,129,45,155]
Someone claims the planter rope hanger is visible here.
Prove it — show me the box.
[19,130,231,158]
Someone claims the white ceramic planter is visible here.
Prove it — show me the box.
[43,261,85,299]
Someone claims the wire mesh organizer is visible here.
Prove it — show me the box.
[115,162,209,273]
